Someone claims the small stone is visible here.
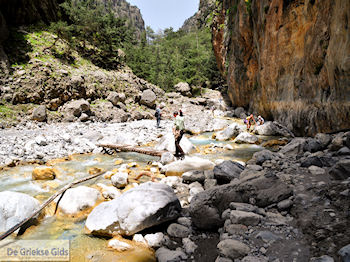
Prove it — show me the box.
[230,210,262,226]
[277,199,293,211]
[144,232,164,248]
[108,238,132,251]
[167,223,191,238]
[182,238,197,254]
[217,239,250,259]
[111,172,128,188]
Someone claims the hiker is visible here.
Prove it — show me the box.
[173,111,185,159]
[155,105,161,128]
[246,114,256,129]
[257,115,264,125]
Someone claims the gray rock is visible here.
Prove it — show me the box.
[182,170,205,184]
[189,174,292,229]
[229,202,256,212]
[85,182,181,236]
[329,135,344,151]
[107,92,126,106]
[161,152,175,165]
[225,224,247,235]
[301,156,335,168]
[177,217,192,227]
[310,255,335,262]
[337,147,350,156]
[216,123,243,141]
[338,244,350,262]
[167,223,191,238]
[308,165,326,175]
[62,99,90,118]
[242,256,268,262]
[182,238,197,254]
[329,160,350,180]
[217,239,250,259]
[234,107,245,117]
[156,247,187,262]
[214,160,244,184]
[345,132,350,148]
[315,133,332,149]
[204,178,217,189]
[79,113,89,122]
[304,138,323,152]
[174,82,191,96]
[256,231,282,243]
[230,210,262,226]
[277,199,293,210]
[32,105,47,122]
[233,132,258,144]
[215,257,233,262]
[111,172,128,188]
[253,150,273,165]
[140,89,156,108]
[280,138,306,155]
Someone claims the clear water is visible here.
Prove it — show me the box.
[0,129,273,262]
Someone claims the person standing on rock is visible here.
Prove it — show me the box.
[173,111,185,159]
[155,105,161,128]
[257,115,264,125]
[246,114,256,130]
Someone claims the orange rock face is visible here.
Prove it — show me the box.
[212,0,350,136]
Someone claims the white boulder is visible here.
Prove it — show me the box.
[155,133,196,155]
[85,182,181,236]
[162,156,215,176]
[233,132,258,144]
[111,172,128,188]
[55,186,102,215]
[0,191,41,233]
[216,123,245,141]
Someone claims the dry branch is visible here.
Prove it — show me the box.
[97,144,166,157]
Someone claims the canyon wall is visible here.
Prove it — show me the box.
[211,0,350,136]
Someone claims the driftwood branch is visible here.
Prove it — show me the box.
[97,144,166,157]
[0,170,106,241]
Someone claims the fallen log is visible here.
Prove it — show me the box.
[97,144,166,157]
[0,170,106,241]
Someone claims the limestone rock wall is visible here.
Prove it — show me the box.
[211,0,350,136]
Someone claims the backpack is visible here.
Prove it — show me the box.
[155,108,160,117]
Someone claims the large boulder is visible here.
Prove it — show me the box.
[174,82,191,97]
[0,191,40,233]
[155,133,196,155]
[140,89,156,108]
[55,186,102,215]
[213,160,244,184]
[233,132,258,144]
[329,160,350,180]
[280,138,306,156]
[162,156,215,176]
[61,99,90,118]
[107,92,126,106]
[253,121,294,137]
[189,173,292,229]
[85,182,181,236]
[184,111,230,134]
[215,123,244,141]
[32,105,47,122]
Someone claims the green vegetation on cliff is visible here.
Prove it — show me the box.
[125,27,222,92]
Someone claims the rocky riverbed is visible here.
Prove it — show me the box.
[0,118,349,262]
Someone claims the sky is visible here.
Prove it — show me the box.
[127,0,200,32]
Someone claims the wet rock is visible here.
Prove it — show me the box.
[182,170,205,184]
[55,186,101,215]
[329,160,350,180]
[140,89,156,108]
[32,105,47,122]
[111,172,128,188]
[230,210,262,226]
[213,160,244,184]
[217,239,250,259]
[85,182,181,236]
[256,230,282,243]
[0,191,41,233]
[338,244,350,262]
[215,123,243,141]
[156,247,187,262]
[167,223,191,238]
[233,132,258,144]
[174,82,191,97]
[32,166,56,180]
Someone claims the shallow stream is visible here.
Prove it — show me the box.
[0,130,276,261]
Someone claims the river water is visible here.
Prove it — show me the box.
[0,129,275,261]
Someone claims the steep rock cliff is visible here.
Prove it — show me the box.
[102,0,145,40]
[212,0,350,136]
[180,0,215,32]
